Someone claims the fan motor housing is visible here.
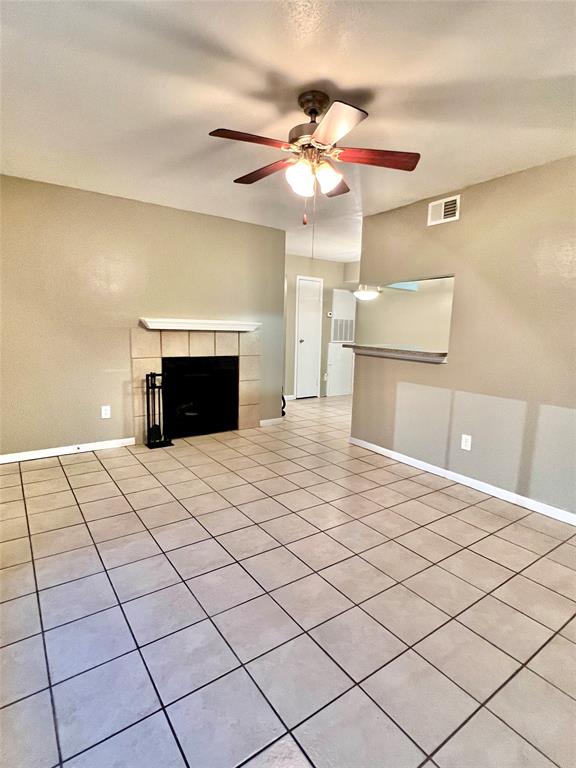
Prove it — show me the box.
[288,122,316,146]
[291,90,333,147]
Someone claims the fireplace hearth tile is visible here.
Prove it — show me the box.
[239,330,261,356]
[239,356,261,382]
[239,381,260,407]
[161,331,189,357]
[239,404,261,429]
[215,332,239,356]
[132,358,161,389]
[131,328,161,359]
[189,332,215,357]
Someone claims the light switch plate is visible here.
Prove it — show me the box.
[101,405,111,419]
[460,434,472,451]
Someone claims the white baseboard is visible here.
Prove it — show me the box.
[0,437,136,465]
[284,395,296,401]
[260,417,285,426]
[350,436,575,526]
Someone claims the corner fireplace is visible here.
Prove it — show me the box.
[162,356,239,438]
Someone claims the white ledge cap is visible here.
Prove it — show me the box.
[140,318,261,332]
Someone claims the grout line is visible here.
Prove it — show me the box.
[183,497,429,765]
[56,460,193,768]
[17,461,65,768]
[2,403,574,768]
[5,469,560,570]
[5,452,575,634]
[66,467,324,768]
[423,607,576,768]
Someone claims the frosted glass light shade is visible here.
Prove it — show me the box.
[315,160,343,194]
[286,159,315,197]
[353,284,381,301]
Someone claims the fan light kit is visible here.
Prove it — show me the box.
[353,285,382,301]
[209,89,421,201]
[285,154,343,197]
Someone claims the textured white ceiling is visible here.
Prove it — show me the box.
[1,1,574,261]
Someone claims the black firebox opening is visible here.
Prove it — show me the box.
[162,356,239,438]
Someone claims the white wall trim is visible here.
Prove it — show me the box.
[140,317,260,332]
[259,417,285,426]
[284,395,296,401]
[350,436,575,526]
[0,437,136,465]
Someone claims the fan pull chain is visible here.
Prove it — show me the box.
[311,182,317,261]
[302,197,308,226]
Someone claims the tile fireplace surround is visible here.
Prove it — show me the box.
[130,328,262,443]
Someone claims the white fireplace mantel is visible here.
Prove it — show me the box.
[140,317,261,332]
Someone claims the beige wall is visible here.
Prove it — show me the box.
[356,277,455,352]
[284,254,350,397]
[0,176,285,454]
[352,157,576,513]
[343,260,360,285]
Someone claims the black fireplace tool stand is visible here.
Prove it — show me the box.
[145,372,173,448]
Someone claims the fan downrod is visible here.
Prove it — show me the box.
[297,90,330,121]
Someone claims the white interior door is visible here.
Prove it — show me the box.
[327,343,355,396]
[295,276,323,398]
[326,288,356,396]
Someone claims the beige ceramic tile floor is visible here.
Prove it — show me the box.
[0,395,575,768]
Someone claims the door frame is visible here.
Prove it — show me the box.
[294,275,323,399]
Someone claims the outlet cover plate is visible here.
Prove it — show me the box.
[101,405,111,419]
[460,434,472,451]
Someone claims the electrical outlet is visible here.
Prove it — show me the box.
[460,434,472,451]
[323,372,328,381]
[101,405,111,419]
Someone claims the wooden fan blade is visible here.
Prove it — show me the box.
[234,158,293,184]
[326,179,350,197]
[209,129,290,151]
[336,147,421,171]
[312,101,368,146]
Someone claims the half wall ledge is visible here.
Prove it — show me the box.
[343,344,447,364]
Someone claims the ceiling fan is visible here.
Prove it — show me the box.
[209,89,420,198]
